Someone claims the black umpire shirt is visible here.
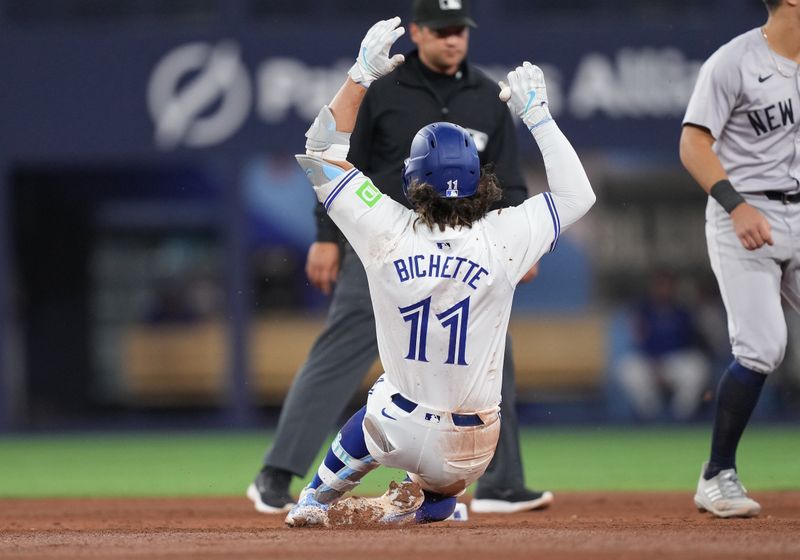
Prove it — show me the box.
[314,50,528,243]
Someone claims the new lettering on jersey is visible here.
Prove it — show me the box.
[684,28,800,192]
[313,169,560,412]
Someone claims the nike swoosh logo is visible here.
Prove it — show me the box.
[381,408,396,420]
[361,47,375,73]
[758,74,773,83]
[523,90,537,114]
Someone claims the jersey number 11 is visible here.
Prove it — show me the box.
[399,296,470,366]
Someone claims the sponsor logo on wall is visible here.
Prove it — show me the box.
[148,41,252,150]
[148,42,702,150]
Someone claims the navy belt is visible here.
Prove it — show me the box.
[390,393,484,426]
[764,190,800,204]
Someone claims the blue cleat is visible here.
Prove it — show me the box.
[284,486,330,527]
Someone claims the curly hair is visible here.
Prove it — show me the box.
[406,166,503,232]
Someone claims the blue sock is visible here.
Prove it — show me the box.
[309,406,378,503]
[705,360,766,479]
[415,490,457,523]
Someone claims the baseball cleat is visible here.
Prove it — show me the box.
[327,480,424,526]
[694,462,761,518]
[377,480,425,523]
[247,467,295,513]
[470,487,554,514]
[285,486,330,527]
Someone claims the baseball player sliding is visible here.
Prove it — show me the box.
[286,17,595,526]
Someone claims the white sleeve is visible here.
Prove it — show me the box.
[486,120,594,284]
[313,168,411,267]
[529,120,595,232]
[683,46,741,139]
[485,195,561,284]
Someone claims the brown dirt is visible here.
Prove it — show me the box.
[1,492,799,560]
[327,480,424,526]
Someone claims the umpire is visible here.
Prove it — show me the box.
[249,0,553,514]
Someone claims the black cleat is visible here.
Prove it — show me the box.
[246,466,295,513]
[470,487,554,513]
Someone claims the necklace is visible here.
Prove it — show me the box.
[761,27,797,78]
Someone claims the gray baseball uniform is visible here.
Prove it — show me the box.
[684,27,800,373]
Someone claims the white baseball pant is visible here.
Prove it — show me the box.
[362,375,500,497]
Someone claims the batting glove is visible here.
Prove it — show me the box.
[499,62,553,130]
[347,17,406,88]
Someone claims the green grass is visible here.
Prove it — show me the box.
[0,426,797,498]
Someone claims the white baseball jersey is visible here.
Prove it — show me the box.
[684,28,800,193]
[314,168,561,413]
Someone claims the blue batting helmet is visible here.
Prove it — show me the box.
[402,122,480,200]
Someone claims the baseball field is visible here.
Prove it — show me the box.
[1,425,798,559]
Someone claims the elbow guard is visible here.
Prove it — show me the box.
[305,105,351,161]
[295,154,349,187]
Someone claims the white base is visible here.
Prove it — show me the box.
[445,502,468,521]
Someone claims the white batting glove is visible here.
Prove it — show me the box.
[347,17,406,88]
[499,62,552,130]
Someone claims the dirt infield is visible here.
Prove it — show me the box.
[2,492,799,560]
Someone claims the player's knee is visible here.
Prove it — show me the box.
[763,331,788,372]
[771,338,788,371]
[737,342,786,374]
[734,322,787,374]
[415,491,457,523]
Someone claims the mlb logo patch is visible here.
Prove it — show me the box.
[436,242,452,251]
[440,0,461,9]
[425,413,442,424]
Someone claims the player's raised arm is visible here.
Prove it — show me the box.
[499,62,595,230]
[298,17,405,182]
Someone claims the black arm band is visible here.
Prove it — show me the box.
[710,179,745,214]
